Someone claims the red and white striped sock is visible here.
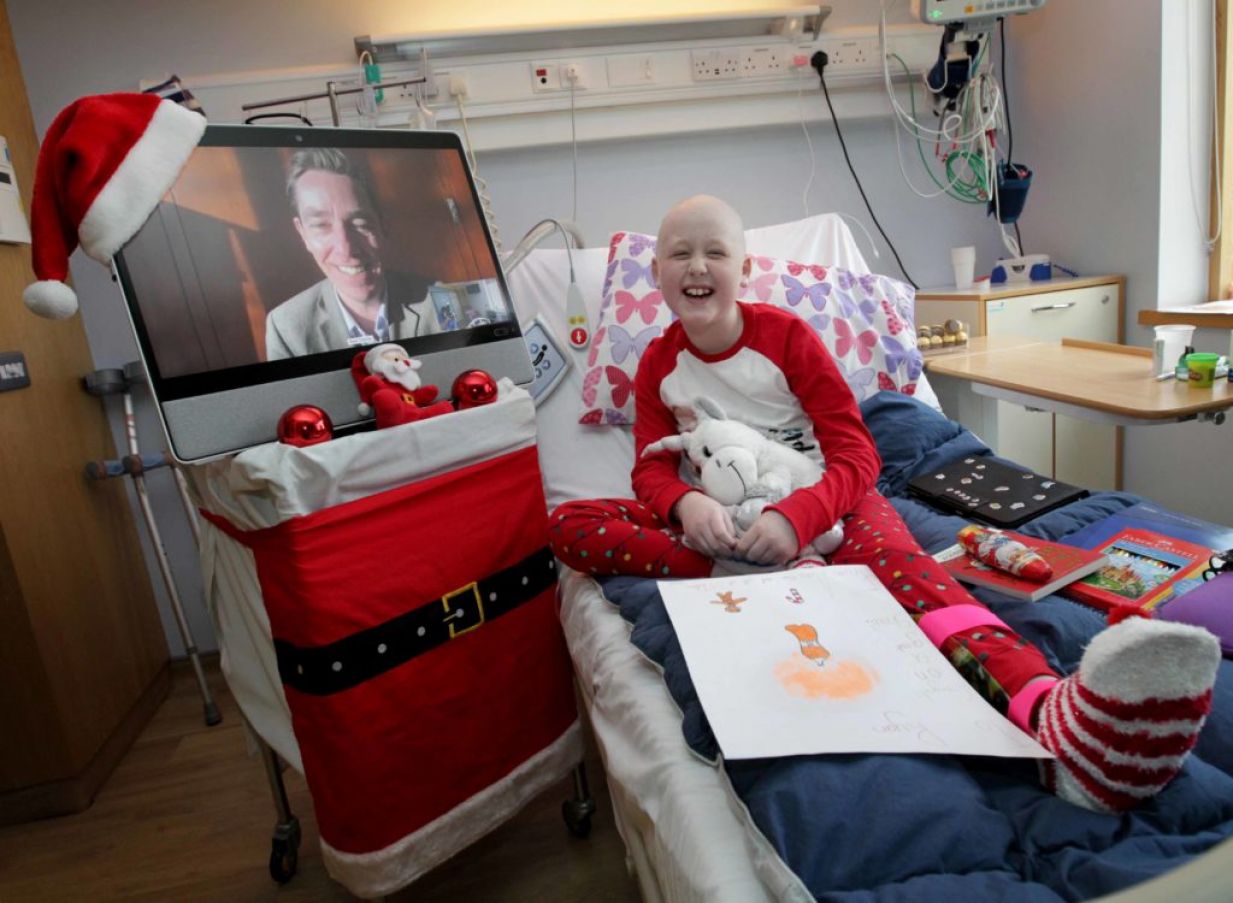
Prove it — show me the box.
[1035,617,1220,813]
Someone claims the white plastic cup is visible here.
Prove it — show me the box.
[1152,324,1195,376]
[951,246,976,290]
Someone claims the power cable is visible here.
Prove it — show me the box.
[811,51,918,288]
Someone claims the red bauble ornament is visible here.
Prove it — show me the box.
[452,369,498,409]
[277,405,334,447]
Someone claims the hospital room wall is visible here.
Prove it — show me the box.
[1012,0,1233,525]
[7,0,1013,655]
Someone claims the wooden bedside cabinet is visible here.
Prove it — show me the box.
[916,275,1125,490]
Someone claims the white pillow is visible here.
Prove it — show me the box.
[506,214,942,510]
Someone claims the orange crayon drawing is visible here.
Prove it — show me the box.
[712,590,747,613]
[785,623,831,666]
[776,623,876,700]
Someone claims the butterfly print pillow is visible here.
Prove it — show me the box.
[579,231,923,426]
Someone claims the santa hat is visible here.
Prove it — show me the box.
[23,92,206,319]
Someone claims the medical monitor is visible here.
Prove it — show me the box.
[112,125,531,463]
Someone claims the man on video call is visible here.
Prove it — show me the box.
[265,148,443,360]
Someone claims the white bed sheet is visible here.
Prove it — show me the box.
[558,566,812,903]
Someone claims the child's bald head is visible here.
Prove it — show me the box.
[656,195,746,260]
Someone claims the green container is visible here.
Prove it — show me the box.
[1187,352,1220,388]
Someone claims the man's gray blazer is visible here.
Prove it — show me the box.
[264,271,441,360]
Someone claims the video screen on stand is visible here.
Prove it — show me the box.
[113,126,530,462]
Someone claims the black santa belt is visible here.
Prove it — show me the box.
[274,546,556,696]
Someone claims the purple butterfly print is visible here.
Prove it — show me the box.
[603,258,619,290]
[831,290,857,319]
[627,234,656,256]
[806,313,832,333]
[834,359,877,399]
[781,275,831,310]
[609,324,661,364]
[836,270,856,291]
[621,257,654,289]
[856,273,878,296]
[605,408,630,425]
[857,297,878,321]
[880,335,922,378]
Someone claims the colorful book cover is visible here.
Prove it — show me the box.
[933,531,1109,602]
[1063,527,1214,613]
[1062,503,1233,613]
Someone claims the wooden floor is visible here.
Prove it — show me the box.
[0,662,643,902]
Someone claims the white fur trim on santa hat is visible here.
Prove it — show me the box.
[357,402,372,417]
[23,279,78,319]
[78,100,206,263]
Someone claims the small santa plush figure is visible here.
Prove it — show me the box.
[352,343,454,429]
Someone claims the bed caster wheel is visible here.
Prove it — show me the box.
[268,816,302,884]
[562,796,596,839]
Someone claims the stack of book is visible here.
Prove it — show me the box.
[934,531,1108,602]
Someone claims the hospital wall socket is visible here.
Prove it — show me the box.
[204,27,939,151]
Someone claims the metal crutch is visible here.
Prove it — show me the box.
[83,361,221,726]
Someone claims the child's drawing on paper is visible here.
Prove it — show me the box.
[712,590,747,613]
[778,623,876,699]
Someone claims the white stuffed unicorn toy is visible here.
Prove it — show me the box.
[641,397,844,557]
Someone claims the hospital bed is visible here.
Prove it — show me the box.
[196,211,1233,901]
[509,213,1233,903]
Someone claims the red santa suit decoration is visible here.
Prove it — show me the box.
[352,343,455,429]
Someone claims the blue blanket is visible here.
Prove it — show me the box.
[599,391,1233,902]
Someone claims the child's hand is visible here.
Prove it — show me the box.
[675,492,737,558]
[733,510,799,566]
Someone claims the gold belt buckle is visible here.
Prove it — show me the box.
[442,582,485,639]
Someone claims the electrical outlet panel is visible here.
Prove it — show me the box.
[691,48,742,81]
[531,61,562,92]
[607,54,656,88]
[741,46,788,77]
[824,37,878,70]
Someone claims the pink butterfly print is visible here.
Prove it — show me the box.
[746,271,778,302]
[587,324,607,367]
[607,233,626,262]
[621,257,654,289]
[615,290,662,325]
[606,365,635,408]
[627,234,655,256]
[580,409,604,425]
[834,318,879,364]
[782,275,831,310]
[609,324,661,364]
[751,255,775,272]
[581,366,602,406]
[902,383,917,395]
[877,372,896,392]
[880,299,903,334]
[785,261,824,279]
